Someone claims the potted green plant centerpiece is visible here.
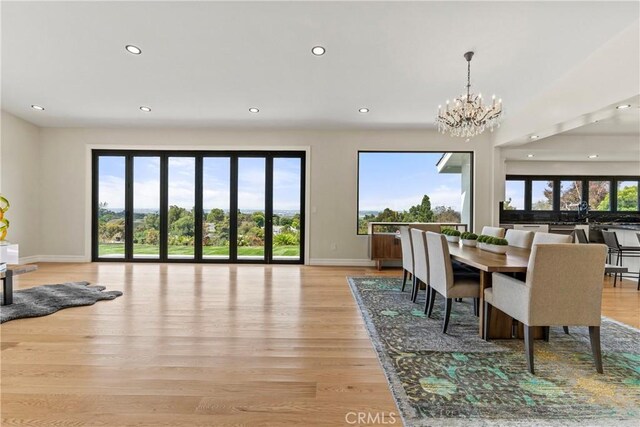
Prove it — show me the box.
[441,228,461,243]
[477,235,509,254]
[460,232,478,247]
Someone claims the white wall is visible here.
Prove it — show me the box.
[35,127,497,264]
[506,161,640,176]
[0,111,41,259]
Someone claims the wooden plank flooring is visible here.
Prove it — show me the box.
[1,263,638,426]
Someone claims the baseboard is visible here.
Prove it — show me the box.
[19,255,90,264]
[309,258,376,267]
[18,255,41,264]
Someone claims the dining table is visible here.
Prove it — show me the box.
[446,241,536,339]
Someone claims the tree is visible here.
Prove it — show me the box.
[407,195,435,222]
[598,184,638,211]
[170,215,194,238]
[589,182,610,211]
[433,206,461,223]
[144,213,159,230]
[559,181,582,211]
[168,205,189,224]
[206,208,225,223]
[252,212,265,228]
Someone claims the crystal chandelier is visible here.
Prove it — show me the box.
[436,51,502,138]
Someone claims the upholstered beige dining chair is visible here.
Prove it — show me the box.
[399,226,414,293]
[481,226,505,238]
[409,228,429,303]
[505,229,534,249]
[425,232,480,333]
[531,232,572,245]
[484,243,607,374]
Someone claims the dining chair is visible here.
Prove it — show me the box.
[399,226,414,292]
[531,232,572,245]
[484,243,607,374]
[505,229,534,249]
[481,226,505,238]
[602,230,640,289]
[424,232,480,333]
[574,228,589,244]
[410,228,430,304]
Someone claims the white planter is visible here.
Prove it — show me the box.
[445,235,460,243]
[461,239,477,247]
[478,242,508,254]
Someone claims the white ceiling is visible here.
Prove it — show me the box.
[562,106,640,136]
[2,1,639,129]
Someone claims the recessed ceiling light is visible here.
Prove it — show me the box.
[527,154,535,158]
[530,135,539,139]
[359,108,370,113]
[139,106,151,112]
[249,107,259,113]
[616,104,631,109]
[31,104,45,111]
[125,45,142,55]
[588,154,598,159]
[311,46,326,56]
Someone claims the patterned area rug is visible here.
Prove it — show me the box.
[1,281,122,323]
[348,276,640,427]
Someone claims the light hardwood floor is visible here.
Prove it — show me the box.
[1,263,638,426]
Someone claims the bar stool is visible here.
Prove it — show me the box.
[602,230,640,289]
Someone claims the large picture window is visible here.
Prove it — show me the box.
[504,175,639,214]
[357,152,473,234]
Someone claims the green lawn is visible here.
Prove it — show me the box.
[98,244,300,257]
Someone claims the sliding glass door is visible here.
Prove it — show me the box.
[96,156,126,259]
[93,150,305,264]
[133,156,161,259]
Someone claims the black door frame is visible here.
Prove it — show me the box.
[92,149,306,264]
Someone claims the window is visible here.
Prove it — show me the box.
[589,180,611,211]
[357,152,473,234]
[504,180,525,210]
[531,180,553,210]
[93,150,305,263]
[559,180,582,211]
[617,181,639,211]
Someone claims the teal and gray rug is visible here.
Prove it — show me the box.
[348,276,640,426]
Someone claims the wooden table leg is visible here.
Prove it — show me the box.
[478,271,489,338]
[479,270,517,339]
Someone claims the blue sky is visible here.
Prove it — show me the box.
[98,156,302,211]
[358,152,464,212]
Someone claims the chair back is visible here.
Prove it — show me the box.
[425,231,453,295]
[526,244,607,326]
[399,226,414,272]
[505,229,534,249]
[410,228,428,285]
[411,224,442,233]
[601,231,620,250]
[481,226,505,238]
[531,232,572,246]
[574,228,589,244]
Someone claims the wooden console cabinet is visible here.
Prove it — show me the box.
[368,222,467,270]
